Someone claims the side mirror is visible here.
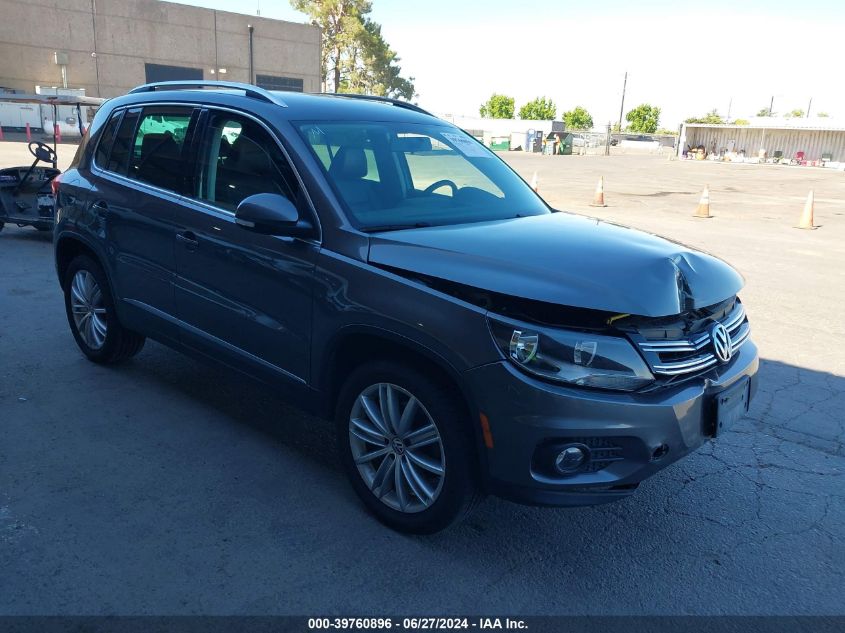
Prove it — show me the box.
[235,193,313,237]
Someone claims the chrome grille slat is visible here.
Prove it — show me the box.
[640,305,745,354]
[636,302,750,378]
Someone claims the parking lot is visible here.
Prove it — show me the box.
[1,142,843,615]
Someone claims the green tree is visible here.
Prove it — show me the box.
[818,112,830,117]
[685,109,724,124]
[785,108,805,118]
[342,18,414,99]
[479,94,515,119]
[626,103,661,133]
[656,128,679,136]
[519,97,556,120]
[291,0,415,99]
[757,107,774,117]
[734,118,750,126]
[562,105,593,130]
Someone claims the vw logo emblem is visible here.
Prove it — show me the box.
[391,438,406,456]
[710,322,733,363]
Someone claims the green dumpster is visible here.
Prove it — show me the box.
[548,132,573,155]
[490,136,509,151]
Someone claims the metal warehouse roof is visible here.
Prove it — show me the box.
[683,118,845,132]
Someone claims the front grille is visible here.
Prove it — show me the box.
[575,437,625,473]
[633,300,750,378]
[532,436,635,478]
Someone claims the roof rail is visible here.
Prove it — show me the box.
[333,93,432,116]
[128,81,287,107]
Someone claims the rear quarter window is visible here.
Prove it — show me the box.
[93,112,122,169]
[106,109,140,174]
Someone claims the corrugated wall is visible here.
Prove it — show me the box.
[682,127,845,162]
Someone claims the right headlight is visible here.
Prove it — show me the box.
[488,316,654,392]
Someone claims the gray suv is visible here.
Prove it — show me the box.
[54,81,758,533]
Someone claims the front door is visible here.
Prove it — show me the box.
[172,110,318,384]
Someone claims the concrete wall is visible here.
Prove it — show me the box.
[0,0,320,97]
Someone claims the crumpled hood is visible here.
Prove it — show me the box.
[367,213,744,318]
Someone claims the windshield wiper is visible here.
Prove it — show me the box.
[360,222,432,233]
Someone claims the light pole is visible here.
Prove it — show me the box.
[247,24,255,85]
[617,71,627,134]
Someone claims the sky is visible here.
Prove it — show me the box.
[173,0,845,128]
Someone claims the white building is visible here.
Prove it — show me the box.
[437,113,564,150]
[679,117,845,165]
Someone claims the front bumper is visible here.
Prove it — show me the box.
[464,340,759,506]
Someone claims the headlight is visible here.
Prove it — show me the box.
[489,317,654,392]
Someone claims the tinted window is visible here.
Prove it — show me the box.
[94,112,121,168]
[127,109,193,192]
[144,62,202,83]
[256,74,304,92]
[107,109,140,174]
[194,112,297,212]
[297,121,548,229]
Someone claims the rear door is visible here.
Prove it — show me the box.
[88,105,198,340]
[171,109,319,384]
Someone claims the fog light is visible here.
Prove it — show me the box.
[555,445,588,473]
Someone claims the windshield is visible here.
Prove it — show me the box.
[296,121,549,230]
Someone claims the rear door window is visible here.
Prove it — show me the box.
[127,109,194,193]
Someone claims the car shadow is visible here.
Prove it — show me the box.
[117,344,843,559]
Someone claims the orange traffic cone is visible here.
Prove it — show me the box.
[796,190,817,229]
[694,185,711,218]
[0,125,4,141]
[590,176,607,207]
[530,172,538,192]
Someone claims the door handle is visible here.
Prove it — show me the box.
[176,231,199,250]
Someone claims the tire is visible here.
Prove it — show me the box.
[336,360,483,534]
[63,255,146,364]
[0,221,4,233]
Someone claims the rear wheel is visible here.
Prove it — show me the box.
[336,361,483,533]
[63,255,145,364]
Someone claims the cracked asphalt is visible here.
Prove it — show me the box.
[1,148,843,615]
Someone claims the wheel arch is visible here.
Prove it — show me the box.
[322,325,489,486]
[55,232,108,288]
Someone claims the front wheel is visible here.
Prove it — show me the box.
[63,255,146,364]
[336,361,483,533]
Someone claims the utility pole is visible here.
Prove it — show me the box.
[617,71,627,134]
[726,97,732,123]
[247,24,255,84]
[807,97,812,117]
[769,95,774,116]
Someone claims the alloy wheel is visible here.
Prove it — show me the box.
[70,270,108,350]
[348,383,446,513]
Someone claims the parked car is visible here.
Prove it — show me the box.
[54,81,758,533]
[571,133,598,148]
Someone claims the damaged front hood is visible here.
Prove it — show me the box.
[367,213,744,317]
